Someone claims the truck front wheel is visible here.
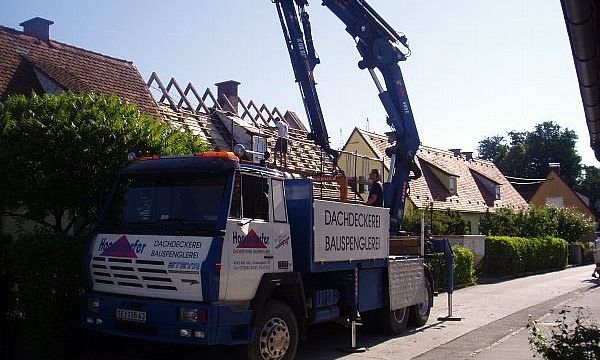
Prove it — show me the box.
[247,300,298,360]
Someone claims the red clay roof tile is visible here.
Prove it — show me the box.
[355,129,528,213]
[0,24,159,117]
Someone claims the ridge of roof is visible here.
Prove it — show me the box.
[0,25,134,65]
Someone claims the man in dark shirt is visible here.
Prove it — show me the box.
[365,169,383,207]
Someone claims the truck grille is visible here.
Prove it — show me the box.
[91,256,178,291]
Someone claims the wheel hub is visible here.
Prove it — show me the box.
[393,308,407,323]
[259,317,290,360]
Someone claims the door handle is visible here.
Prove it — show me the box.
[264,255,274,259]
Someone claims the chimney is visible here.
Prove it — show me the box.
[449,148,461,157]
[461,151,473,160]
[20,17,54,42]
[549,162,561,175]
[215,80,241,114]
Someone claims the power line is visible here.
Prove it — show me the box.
[508,181,545,185]
[505,175,546,181]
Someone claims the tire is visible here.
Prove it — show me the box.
[246,300,298,360]
[379,306,409,335]
[410,277,433,327]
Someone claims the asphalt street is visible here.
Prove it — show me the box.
[82,264,600,360]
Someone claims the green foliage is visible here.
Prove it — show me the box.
[403,208,467,235]
[477,121,582,187]
[6,231,87,359]
[576,165,600,220]
[0,92,208,235]
[428,245,476,289]
[484,236,568,276]
[480,206,595,243]
[528,308,600,360]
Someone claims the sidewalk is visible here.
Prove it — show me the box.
[297,264,599,359]
[472,279,600,359]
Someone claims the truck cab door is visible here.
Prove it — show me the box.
[270,178,293,273]
[222,172,275,301]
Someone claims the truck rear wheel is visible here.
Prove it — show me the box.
[380,306,409,335]
[410,277,433,327]
[247,300,298,360]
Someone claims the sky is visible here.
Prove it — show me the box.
[3,0,598,166]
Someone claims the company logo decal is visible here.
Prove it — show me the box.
[98,235,140,258]
[234,229,268,249]
[275,235,289,249]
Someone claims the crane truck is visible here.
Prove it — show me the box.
[82,1,449,359]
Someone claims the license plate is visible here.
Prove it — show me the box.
[116,309,147,323]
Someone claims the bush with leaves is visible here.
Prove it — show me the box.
[403,207,467,235]
[484,236,568,276]
[6,231,87,359]
[0,92,208,235]
[528,307,600,360]
[480,206,595,243]
[428,245,475,289]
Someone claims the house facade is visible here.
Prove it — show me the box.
[340,128,529,234]
[529,170,595,219]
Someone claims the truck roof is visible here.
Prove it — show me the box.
[119,155,286,178]
[119,155,239,175]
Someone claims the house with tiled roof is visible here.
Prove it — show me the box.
[0,17,168,235]
[528,169,595,219]
[147,73,350,202]
[0,17,159,117]
[341,127,529,234]
[0,16,350,206]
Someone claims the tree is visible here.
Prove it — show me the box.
[0,92,208,235]
[477,135,508,164]
[576,165,600,220]
[478,121,582,186]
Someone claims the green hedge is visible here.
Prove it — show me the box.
[480,207,595,243]
[1,234,12,360]
[428,245,476,289]
[484,236,568,276]
[6,231,87,359]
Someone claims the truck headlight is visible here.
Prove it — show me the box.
[88,298,100,312]
[178,307,207,324]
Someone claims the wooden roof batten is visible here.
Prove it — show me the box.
[146,73,363,203]
[148,73,286,128]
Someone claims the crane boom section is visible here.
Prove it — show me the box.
[275,0,421,233]
[275,0,334,156]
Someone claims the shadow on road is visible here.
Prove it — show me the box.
[79,321,442,360]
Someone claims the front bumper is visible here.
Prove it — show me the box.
[82,291,253,345]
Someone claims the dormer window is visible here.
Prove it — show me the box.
[471,170,502,200]
[448,176,457,195]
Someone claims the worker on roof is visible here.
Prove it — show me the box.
[274,117,289,168]
[365,168,383,207]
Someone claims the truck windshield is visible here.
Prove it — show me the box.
[97,173,229,236]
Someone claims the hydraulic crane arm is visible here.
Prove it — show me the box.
[274,0,335,158]
[274,0,421,234]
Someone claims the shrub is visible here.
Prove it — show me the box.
[7,231,87,359]
[484,236,568,276]
[480,206,595,243]
[403,208,467,235]
[528,307,600,359]
[428,245,475,289]
[0,92,208,235]
[0,234,13,359]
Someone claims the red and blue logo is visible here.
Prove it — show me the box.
[97,235,147,258]
[233,230,269,249]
